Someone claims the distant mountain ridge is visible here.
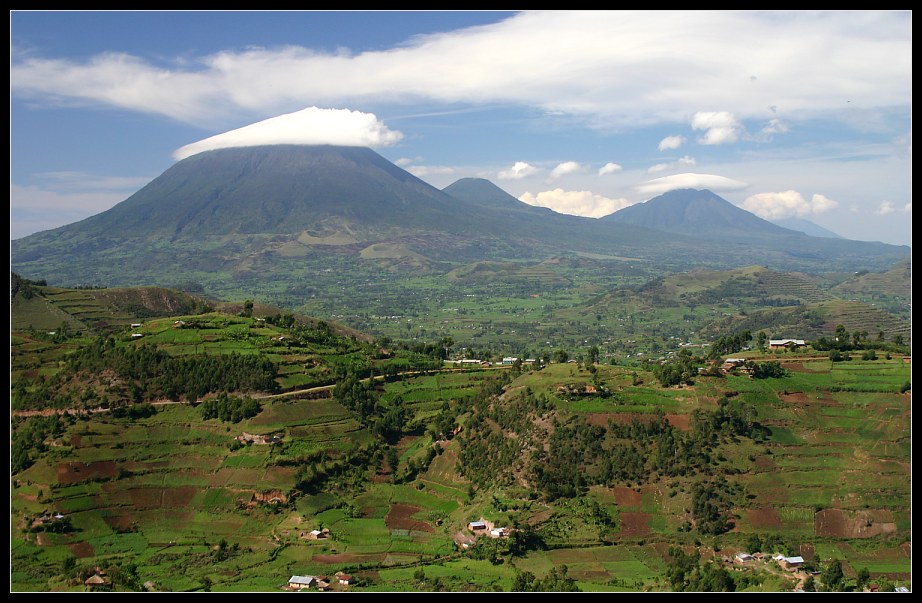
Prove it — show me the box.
[770,217,843,239]
[602,188,797,240]
[10,146,910,296]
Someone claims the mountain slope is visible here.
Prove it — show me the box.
[602,188,796,239]
[11,150,911,298]
[443,177,551,214]
[771,217,843,239]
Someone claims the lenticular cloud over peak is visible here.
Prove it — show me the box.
[173,107,403,160]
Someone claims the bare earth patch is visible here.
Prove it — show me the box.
[747,507,783,529]
[103,513,135,532]
[69,541,95,558]
[611,486,642,508]
[385,503,433,533]
[754,456,776,468]
[125,486,197,509]
[815,508,897,538]
[56,460,117,485]
[618,512,651,536]
[779,392,810,404]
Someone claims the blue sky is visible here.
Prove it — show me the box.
[11,10,912,246]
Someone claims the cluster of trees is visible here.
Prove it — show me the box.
[11,272,46,300]
[708,331,752,359]
[690,477,742,535]
[110,403,157,420]
[332,373,408,442]
[11,414,71,474]
[198,393,261,423]
[813,324,907,353]
[651,349,701,387]
[747,360,786,379]
[293,444,377,495]
[511,566,580,592]
[461,379,762,509]
[64,339,279,402]
[665,548,735,592]
[458,380,551,490]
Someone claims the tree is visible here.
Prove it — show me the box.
[756,331,768,351]
[856,567,871,590]
[587,346,600,365]
[242,300,253,318]
[802,576,816,592]
[821,559,845,592]
[553,349,569,364]
[744,534,762,554]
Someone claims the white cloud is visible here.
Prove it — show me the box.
[394,157,417,167]
[11,12,911,128]
[761,118,789,136]
[904,202,912,213]
[598,162,623,176]
[405,165,455,178]
[876,201,896,215]
[31,171,152,191]
[658,135,685,151]
[519,188,633,218]
[10,184,128,239]
[635,173,749,196]
[498,161,539,180]
[173,107,402,160]
[549,161,585,180]
[740,190,839,220]
[647,155,696,174]
[691,111,744,145]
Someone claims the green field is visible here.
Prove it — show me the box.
[10,292,912,592]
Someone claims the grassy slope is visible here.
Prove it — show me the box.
[10,334,911,591]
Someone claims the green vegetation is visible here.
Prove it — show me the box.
[10,269,912,592]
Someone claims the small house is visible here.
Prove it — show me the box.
[335,572,354,585]
[85,569,110,589]
[769,339,805,350]
[288,575,317,590]
[735,552,753,563]
[468,520,487,532]
[777,556,805,571]
[130,323,142,328]
[489,527,510,538]
[131,333,144,338]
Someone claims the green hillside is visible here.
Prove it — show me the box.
[10,316,912,592]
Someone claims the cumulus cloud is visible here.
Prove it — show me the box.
[740,190,839,220]
[549,161,586,180]
[394,157,418,167]
[904,202,912,213]
[173,107,402,160]
[498,161,540,180]
[875,201,896,215]
[691,111,744,145]
[635,173,749,196]
[598,162,623,176]
[11,12,911,128]
[658,135,685,151]
[519,188,633,218]
[647,155,696,174]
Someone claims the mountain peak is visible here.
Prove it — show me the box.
[603,188,796,239]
